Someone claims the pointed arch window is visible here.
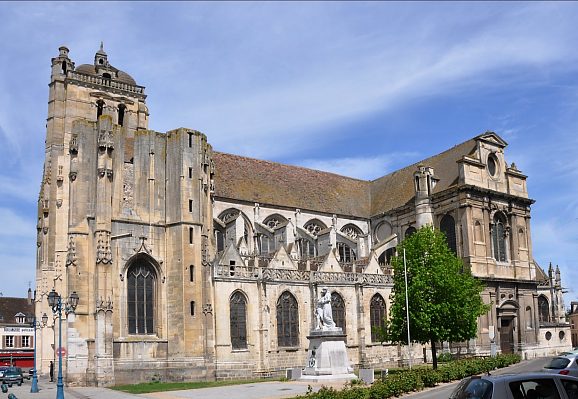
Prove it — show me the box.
[492,213,508,262]
[440,214,457,254]
[127,260,156,334]
[538,295,550,323]
[276,291,299,347]
[230,291,248,350]
[331,292,346,334]
[370,294,386,342]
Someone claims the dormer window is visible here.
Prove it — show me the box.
[15,312,26,324]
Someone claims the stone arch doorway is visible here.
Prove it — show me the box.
[498,300,519,354]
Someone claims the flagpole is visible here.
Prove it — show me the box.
[404,248,412,369]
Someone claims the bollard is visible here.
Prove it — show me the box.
[1,383,8,393]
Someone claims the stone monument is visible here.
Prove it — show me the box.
[301,287,356,380]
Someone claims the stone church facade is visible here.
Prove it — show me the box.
[34,45,570,387]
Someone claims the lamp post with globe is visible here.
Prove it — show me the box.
[47,289,79,399]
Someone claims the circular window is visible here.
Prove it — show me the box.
[487,154,498,177]
[545,331,552,341]
[559,331,565,340]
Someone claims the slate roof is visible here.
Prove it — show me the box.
[0,297,34,326]
[213,135,483,219]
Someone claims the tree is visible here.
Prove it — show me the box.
[383,225,490,369]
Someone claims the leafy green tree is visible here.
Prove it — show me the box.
[383,225,490,369]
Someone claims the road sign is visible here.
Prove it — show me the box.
[56,347,67,356]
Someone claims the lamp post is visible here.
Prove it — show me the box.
[47,289,79,399]
[30,312,49,393]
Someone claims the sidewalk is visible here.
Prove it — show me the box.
[3,379,350,399]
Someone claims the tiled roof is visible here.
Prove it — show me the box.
[213,136,481,218]
[0,297,34,326]
[213,152,372,217]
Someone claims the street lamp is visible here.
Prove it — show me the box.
[47,289,79,399]
[30,312,48,393]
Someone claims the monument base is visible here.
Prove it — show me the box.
[302,329,356,379]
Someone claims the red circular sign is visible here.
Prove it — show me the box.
[56,347,67,356]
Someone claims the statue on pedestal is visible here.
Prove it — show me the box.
[315,286,336,331]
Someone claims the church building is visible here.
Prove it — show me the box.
[35,45,570,386]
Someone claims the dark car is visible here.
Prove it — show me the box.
[1,367,23,387]
[449,372,578,399]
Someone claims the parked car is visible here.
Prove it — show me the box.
[449,372,578,399]
[1,367,23,387]
[26,368,34,380]
[0,366,8,379]
[543,355,578,377]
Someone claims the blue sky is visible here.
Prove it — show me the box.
[0,2,577,302]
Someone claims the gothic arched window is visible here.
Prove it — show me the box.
[337,242,356,263]
[440,214,457,254]
[276,291,299,347]
[370,294,386,342]
[331,292,346,334]
[492,213,508,262]
[525,306,533,329]
[127,260,156,334]
[230,291,247,350]
[538,295,550,323]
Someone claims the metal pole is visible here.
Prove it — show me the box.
[56,299,64,399]
[404,248,412,369]
[31,318,39,393]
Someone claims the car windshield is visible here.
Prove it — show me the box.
[545,358,571,369]
[450,377,493,399]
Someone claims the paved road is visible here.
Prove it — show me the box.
[0,357,552,399]
[399,357,551,399]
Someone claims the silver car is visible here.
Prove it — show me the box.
[450,372,578,399]
[543,355,578,377]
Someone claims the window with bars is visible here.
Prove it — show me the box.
[370,294,386,342]
[127,261,156,334]
[230,291,248,350]
[276,291,299,347]
[337,242,356,263]
[298,238,316,259]
[440,214,457,254]
[331,292,346,334]
[492,213,508,262]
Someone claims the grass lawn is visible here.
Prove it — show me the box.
[112,378,281,394]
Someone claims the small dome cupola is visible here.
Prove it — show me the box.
[94,41,110,69]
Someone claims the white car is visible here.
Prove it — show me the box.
[450,372,578,399]
[543,355,578,378]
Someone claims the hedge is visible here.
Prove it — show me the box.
[297,353,521,399]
